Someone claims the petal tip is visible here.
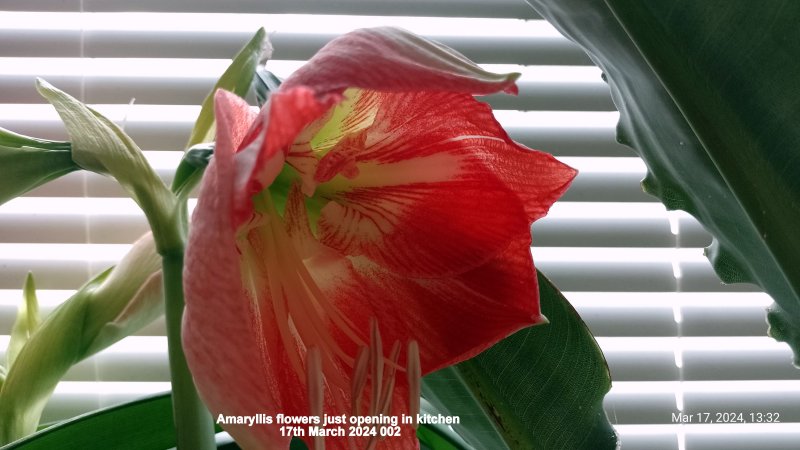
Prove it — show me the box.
[213,88,240,109]
[535,313,550,326]
[502,72,522,95]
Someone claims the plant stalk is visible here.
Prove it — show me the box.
[162,251,216,450]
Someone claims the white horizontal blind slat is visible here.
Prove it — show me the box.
[2,0,542,19]
[0,75,615,112]
[619,424,800,450]
[1,104,627,155]
[0,13,591,64]
[1,5,799,450]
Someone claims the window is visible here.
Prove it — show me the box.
[1,2,799,449]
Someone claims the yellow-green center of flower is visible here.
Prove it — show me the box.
[263,88,379,234]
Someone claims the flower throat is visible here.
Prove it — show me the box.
[238,189,421,449]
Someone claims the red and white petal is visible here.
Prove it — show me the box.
[313,90,575,277]
[283,183,320,260]
[183,92,289,449]
[318,178,529,278]
[303,231,541,376]
[281,27,519,97]
[213,90,259,152]
[319,90,576,220]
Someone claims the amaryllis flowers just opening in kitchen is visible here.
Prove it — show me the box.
[182,26,576,449]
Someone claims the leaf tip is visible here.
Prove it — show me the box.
[254,27,272,64]
[537,313,550,326]
[23,271,36,292]
[34,77,54,94]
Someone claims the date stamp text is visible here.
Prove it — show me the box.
[672,411,780,424]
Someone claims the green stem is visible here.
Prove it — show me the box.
[162,252,216,450]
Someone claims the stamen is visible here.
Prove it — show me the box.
[283,181,366,349]
[379,342,402,416]
[245,190,424,449]
[283,270,351,385]
[269,184,367,366]
[270,212,351,389]
[368,342,400,450]
[350,346,369,416]
[306,347,325,450]
[265,258,305,380]
[240,216,306,383]
[369,318,383,416]
[407,340,421,429]
[266,199,355,420]
[294,257,366,347]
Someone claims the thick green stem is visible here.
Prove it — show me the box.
[162,252,216,450]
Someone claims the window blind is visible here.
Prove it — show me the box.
[1,2,799,449]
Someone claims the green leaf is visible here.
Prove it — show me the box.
[421,270,617,450]
[2,393,240,450]
[6,273,41,370]
[0,234,163,444]
[0,128,69,151]
[417,424,469,450]
[526,0,800,362]
[35,79,168,200]
[253,68,283,107]
[1,392,457,450]
[170,144,214,199]
[0,393,177,450]
[0,128,77,206]
[186,27,270,149]
[35,79,180,253]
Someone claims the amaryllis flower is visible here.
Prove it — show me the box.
[183,27,576,450]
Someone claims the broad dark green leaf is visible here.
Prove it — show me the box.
[0,393,177,450]
[417,423,468,450]
[2,392,457,450]
[422,270,617,450]
[526,0,800,362]
[0,128,77,206]
[186,28,269,149]
[0,393,251,450]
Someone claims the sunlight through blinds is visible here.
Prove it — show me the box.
[1,2,799,449]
